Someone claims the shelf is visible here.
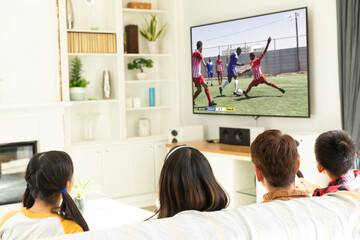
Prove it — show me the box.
[126,106,172,111]
[126,135,167,142]
[236,187,256,197]
[70,99,119,105]
[122,8,169,14]
[67,29,117,34]
[72,138,123,148]
[125,79,173,84]
[68,53,117,57]
[124,53,170,57]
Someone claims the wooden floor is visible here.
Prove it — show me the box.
[141,205,157,213]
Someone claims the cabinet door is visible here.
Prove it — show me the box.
[71,147,103,197]
[103,144,131,198]
[154,141,168,191]
[129,142,155,195]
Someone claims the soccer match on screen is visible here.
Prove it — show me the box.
[191,8,309,117]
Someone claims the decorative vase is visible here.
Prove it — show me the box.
[136,72,148,80]
[138,118,151,137]
[70,87,86,101]
[78,112,100,141]
[147,41,158,54]
[74,196,87,214]
[102,71,111,99]
[66,0,74,29]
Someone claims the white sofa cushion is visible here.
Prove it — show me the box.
[43,191,360,240]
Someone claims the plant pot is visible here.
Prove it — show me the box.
[147,41,159,54]
[70,87,86,101]
[136,72,148,80]
[74,196,87,214]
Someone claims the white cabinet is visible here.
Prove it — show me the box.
[154,141,168,190]
[103,144,131,198]
[129,142,155,195]
[71,147,103,197]
[71,140,168,202]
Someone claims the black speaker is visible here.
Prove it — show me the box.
[219,127,251,146]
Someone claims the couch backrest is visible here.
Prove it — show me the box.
[44,191,360,240]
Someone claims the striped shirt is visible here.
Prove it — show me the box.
[250,53,264,80]
[216,59,223,72]
[0,208,83,240]
[192,50,203,78]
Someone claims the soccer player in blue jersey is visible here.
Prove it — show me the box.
[219,47,244,96]
[206,58,214,86]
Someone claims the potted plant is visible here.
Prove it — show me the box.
[69,56,90,101]
[127,58,153,80]
[140,14,167,54]
[73,179,100,214]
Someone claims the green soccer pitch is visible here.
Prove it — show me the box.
[193,74,309,117]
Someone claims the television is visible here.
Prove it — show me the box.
[191,7,310,118]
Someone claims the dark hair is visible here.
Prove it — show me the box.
[196,41,202,49]
[23,151,89,231]
[251,130,298,188]
[155,145,228,219]
[218,55,220,58]
[250,53,255,58]
[315,130,355,176]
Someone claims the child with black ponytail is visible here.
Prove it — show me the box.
[0,151,89,240]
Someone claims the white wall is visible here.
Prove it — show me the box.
[0,0,60,104]
[179,0,342,139]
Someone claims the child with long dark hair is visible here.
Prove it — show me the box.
[154,145,229,219]
[0,151,89,239]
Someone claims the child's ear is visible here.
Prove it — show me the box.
[254,166,264,182]
[317,162,325,173]
[297,157,301,171]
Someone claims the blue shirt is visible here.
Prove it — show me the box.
[206,62,213,72]
[228,53,238,70]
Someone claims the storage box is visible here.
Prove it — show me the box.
[127,2,152,9]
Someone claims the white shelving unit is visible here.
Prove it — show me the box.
[58,0,179,205]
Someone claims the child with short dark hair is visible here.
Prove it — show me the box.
[0,151,89,240]
[300,130,360,196]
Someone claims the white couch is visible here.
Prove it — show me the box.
[43,191,360,240]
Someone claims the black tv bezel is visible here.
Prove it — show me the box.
[190,7,310,119]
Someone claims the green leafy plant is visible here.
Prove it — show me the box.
[69,56,90,88]
[127,58,153,73]
[73,178,101,199]
[140,14,167,42]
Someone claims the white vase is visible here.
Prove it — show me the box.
[70,87,86,101]
[147,41,158,54]
[136,72,148,80]
[138,118,151,137]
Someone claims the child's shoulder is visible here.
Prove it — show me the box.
[0,209,23,228]
[59,218,84,234]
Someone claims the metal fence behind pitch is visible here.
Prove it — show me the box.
[198,36,308,77]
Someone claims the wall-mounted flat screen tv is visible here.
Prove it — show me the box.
[191,7,310,118]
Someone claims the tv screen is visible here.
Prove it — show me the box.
[191,7,310,118]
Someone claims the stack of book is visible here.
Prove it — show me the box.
[67,32,117,54]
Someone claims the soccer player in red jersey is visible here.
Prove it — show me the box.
[239,37,285,98]
[192,41,217,106]
[216,55,223,85]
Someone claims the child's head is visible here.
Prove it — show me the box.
[315,130,355,177]
[23,151,89,231]
[218,55,220,60]
[157,145,228,219]
[251,130,299,189]
[196,41,203,51]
